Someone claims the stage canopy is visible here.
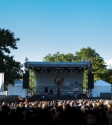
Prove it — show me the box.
[24,61,91,71]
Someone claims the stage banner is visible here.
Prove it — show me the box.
[0,73,4,91]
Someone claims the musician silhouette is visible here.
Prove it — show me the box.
[57,86,60,97]
[54,76,65,97]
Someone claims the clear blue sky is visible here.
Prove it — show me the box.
[0,0,112,64]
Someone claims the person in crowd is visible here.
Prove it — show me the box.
[18,96,23,101]
[24,98,29,104]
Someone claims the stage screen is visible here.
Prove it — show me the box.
[33,70,84,88]
[29,69,84,94]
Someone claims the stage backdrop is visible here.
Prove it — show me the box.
[0,73,4,91]
[34,70,84,88]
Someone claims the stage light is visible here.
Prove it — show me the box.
[76,69,80,73]
[75,70,78,73]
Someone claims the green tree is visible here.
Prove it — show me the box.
[103,69,112,84]
[43,52,76,62]
[74,47,107,89]
[0,28,23,89]
[29,70,36,95]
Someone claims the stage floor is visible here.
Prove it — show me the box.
[0,94,88,102]
[0,95,103,103]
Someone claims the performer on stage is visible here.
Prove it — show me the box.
[57,86,60,97]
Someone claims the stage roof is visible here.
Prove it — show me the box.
[24,61,91,69]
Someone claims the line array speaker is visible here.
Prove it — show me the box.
[23,71,29,89]
[88,73,94,89]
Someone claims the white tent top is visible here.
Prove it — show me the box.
[8,80,23,86]
[94,80,111,87]
[14,80,23,85]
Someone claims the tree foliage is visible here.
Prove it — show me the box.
[43,52,76,62]
[29,70,36,95]
[75,47,108,88]
[0,28,23,88]
[103,69,112,84]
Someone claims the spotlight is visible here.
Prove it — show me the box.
[76,69,80,73]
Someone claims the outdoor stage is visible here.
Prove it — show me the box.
[23,61,93,98]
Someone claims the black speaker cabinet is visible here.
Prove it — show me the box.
[50,89,53,95]
[88,73,94,89]
[23,71,29,89]
[44,87,48,93]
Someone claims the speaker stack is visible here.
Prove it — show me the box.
[88,73,94,89]
[23,71,29,89]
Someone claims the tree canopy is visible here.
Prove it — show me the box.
[0,28,23,88]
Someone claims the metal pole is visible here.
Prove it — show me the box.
[25,57,29,99]
[27,63,29,99]
[88,60,92,98]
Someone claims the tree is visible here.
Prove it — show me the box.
[103,69,112,84]
[0,28,23,89]
[43,52,76,62]
[74,47,107,88]
[29,70,36,95]
[43,47,108,89]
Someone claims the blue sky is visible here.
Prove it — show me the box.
[0,0,112,65]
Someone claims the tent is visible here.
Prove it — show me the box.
[8,80,27,98]
[92,80,111,97]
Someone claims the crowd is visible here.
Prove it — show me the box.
[0,99,112,125]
